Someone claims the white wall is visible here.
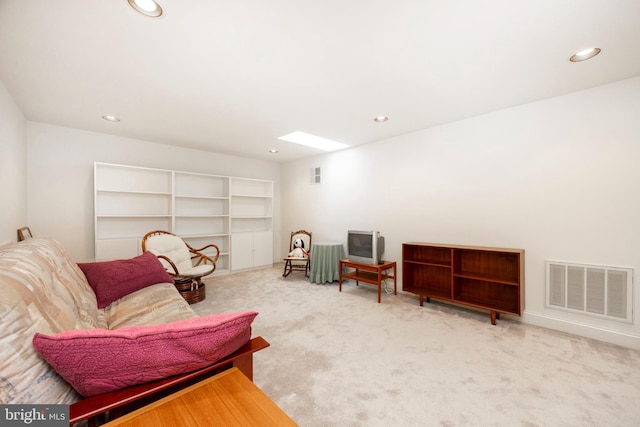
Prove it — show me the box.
[0,80,27,245]
[9,74,640,347]
[26,122,281,261]
[281,76,640,348]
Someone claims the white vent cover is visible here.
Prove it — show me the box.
[546,261,633,323]
[310,167,321,184]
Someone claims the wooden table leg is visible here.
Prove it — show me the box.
[393,264,397,295]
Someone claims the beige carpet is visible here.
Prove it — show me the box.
[193,265,640,427]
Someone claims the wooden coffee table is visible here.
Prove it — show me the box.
[104,368,297,426]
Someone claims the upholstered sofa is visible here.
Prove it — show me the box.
[0,237,268,425]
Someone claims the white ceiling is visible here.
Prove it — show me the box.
[1,0,639,163]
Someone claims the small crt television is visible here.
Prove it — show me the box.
[347,230,385,265]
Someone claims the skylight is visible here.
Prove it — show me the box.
[278,131,348,152]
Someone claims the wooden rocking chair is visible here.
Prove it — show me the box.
[282,230,312,278]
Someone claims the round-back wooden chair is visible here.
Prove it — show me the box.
[282,230,312,278]
[141,230,220,303]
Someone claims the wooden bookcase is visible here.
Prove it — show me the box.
[402,242,524,324]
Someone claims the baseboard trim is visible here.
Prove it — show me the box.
[522,312,640,349]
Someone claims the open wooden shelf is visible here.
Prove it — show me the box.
[402,242,524,324]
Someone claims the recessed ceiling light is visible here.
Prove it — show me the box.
[278,131,348,152]
[269,149,279,153]
[569,47,601,62]
[102,115,121,122]
[127,0,163,17]
[374,116,389,123]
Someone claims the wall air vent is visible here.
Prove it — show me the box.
[546,261,633,323]
[310,167,321,184]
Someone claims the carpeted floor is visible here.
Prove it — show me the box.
[193,265,640,427]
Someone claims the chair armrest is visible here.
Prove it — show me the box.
[189,243,220,266]
[190,243,220,254]
[155,254,179,275]
[69,336,269,425]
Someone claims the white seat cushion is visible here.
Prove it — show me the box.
[144,234,193,273]
[145,234,214,276]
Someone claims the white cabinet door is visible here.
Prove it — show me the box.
[252,231,273,268]
[231,231,273,271]
[231,233,254,271]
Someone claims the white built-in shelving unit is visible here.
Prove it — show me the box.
[230,177,273,271]
[94,162,273,274]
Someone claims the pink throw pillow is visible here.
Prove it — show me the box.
[32,311,258,396]
[78,251,174,308]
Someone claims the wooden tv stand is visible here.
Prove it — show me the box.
[402,243,524,324]
[339,259,396,303]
